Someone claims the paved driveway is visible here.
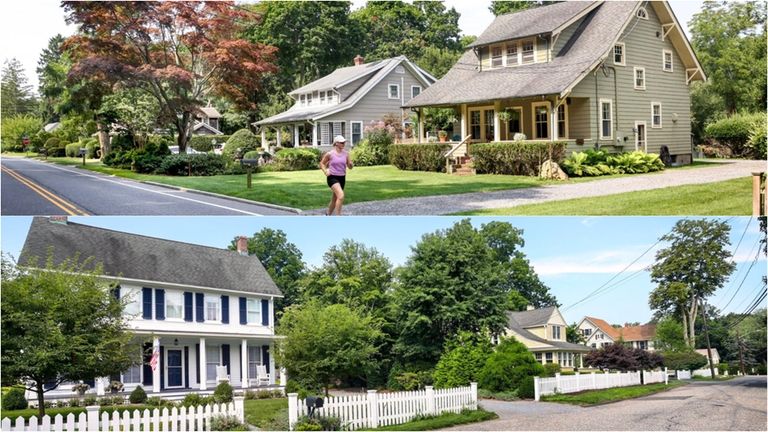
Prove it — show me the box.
[444,376,767,431]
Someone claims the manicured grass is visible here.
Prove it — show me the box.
[243,398,288,431]
[458,177,754,215]
[541,381,688,406]
[364,408,498,431]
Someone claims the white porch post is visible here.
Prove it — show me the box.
[580,354,584,368]
[550,101,557,141]
[199,337,207,391]
[268,298,274,329]
[276,128,282,147]
[261,129,268,150]
[493,101,501,142]
[241,339,249,389]
[460,104,467,140]
[418,108,425,143]
[152,337,161,393]
[312,123,318,147]
[269,343,276,385]
[294,124,299,146]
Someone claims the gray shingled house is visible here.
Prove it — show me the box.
[19,217,282,400]
[255,55,436,148]
[405,1,705,164]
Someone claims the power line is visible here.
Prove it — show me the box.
[714,217,755,307]
[726,288,768,331]
[719,245,763,312]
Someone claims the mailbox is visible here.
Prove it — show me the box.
[79,148,87,156]
[305,396,324,418]
[240,158,259,168]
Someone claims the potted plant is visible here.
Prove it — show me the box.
[437,130,448,143]
[108,381,124,394]
[72,382,90,396]
[498,109,512,122]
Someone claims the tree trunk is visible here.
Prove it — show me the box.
[36,381,46,417]
[176,112,193,153]
[687,297,698,348]
[682,312,690,347]
[97,121,111,159]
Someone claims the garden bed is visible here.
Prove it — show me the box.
[541,381,687,406]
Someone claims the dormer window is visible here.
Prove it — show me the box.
[637,7,648,19]
[506,44,519,66]
[300,94,306,106]
[491,46,503,68]
[522,40,535,64]
[307,93,313,105]
[320,91,326,104]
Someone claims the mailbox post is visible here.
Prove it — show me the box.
[241,158,258,189]
[79,148,87,166]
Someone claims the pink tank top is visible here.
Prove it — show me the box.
[328,150,348,176]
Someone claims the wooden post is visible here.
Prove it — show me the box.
[752,172,762,216]
[247,167,252,189]
[470,382,478,410]
[367,390,379,428]
[425,386,435,415]
[86,406,100,431]
[234,396,245,422]
[288,393,298,431]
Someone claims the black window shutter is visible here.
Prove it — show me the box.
[262,346,270,373]
[195,344,200,384]
[222,344,230,374]
[159,346,165,390]
[184,292,193,322]
[184,346,189,388]
[221,295,229,324]
[142,288,152,319]
[195,293,205,322]
[142,343,153,386]
[239,297,247,324]
[112,285,121,301]
[155,289,165,321]
[261,299,269,326]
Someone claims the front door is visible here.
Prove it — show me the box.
[166,349,183,388]
[635,121,646,152]
[469,107,495,142]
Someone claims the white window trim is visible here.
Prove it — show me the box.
[651,102,663,129]
[556,103,569,139]
[635,120,647,152]
[613,42,626,66]
[204,295,221,323]
[506,41,520,67]
[246,298,262,326]
[411,85,422,99]
[531,101,550,140]
[121,287,141,318]
[490,44,503,68]
[662,49,673,72]
[165,290,184,321]
[599,98,614,140]
[351,121,364,145]
[634,67,646,90]
[637,6,648,19]
[521,38,537,64]
[388,83,400,100]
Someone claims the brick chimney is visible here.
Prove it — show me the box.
[353,54,364,66]
[49,216,68,225]
[236,236,249,256]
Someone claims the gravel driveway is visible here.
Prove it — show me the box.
[443,376,767,431]
[317,159,766,215]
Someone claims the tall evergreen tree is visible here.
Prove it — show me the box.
[36,34,68,123]
[1,58,37,118]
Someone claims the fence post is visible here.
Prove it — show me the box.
[367,390,379,428]
[86,405,99,431]
[534,376,540,401]
[575,372,580,391]
[425,386,435,415]
[288,393,298,431]
[592,372,597,389]
[664,367,668,385]
[555,373,561,393]
[234,396,245,423]
[752,172,763,216]
[641,370,645,385]
[470,382,478,410]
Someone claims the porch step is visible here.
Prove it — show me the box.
[448,156,476,176]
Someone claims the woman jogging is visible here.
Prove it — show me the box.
[319,135,353,215]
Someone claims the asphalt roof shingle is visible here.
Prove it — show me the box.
[19,217,282,297]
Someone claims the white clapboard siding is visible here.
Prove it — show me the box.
[535,370,668,400]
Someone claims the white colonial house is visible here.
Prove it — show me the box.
[577,316,657,351]
[19,217,282,400]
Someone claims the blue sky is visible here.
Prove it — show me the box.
[3,216,765,325]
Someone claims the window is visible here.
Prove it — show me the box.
[248,346,262,379]
[411,86,421,98]
[663,50,673,72]
[205,296,220,322]
[320,91,326,104]
[534,353,542,362]
[470,111,481,140]
[582,328,592,336]
[591,343,597,348]
[122,287,140,317]
[637,7,648,19]
[388,84,400,99]
[521,39,535,64]
[300,94,306,106]
[634,67,646,90]
[122,350,142,384]
[545,352,553,364]
[306,93,313,105]
[552,325,561,340]
[206,346,220,382]
[600,99,613,139]
[638,341,648,350]
[532,102,549,139]
[651,102,662,128]
[557,104,568,139]
[351,122,363,146]
[614,43,625,66]
[506,108,522,136]
[166,291,183,319]
[635,121,647,151]
[491,46,503,68]
[246,298,261,324]
[484,110,495,141]
[395,65,405,74]
[506,43,519,66]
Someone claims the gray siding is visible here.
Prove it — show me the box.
[570,4,692,159]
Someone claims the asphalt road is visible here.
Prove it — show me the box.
[1,157,297,216]
[446,376,767,431]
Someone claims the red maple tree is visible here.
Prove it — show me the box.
[62,1,277,152]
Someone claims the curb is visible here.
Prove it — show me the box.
[140,181,302,214]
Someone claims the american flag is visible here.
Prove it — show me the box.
[149,349,159,371]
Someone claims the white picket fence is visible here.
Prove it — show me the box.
[288,383,477,431]
[534,369,668,401]
[676,369,692,380]
[0,397,244,431]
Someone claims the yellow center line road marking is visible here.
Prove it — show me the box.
[2,166,89,216]
[38,161,264,215]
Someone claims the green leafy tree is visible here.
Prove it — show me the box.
[661,350,708,371]
[654,317,688,352]
[566,323,586,344]
[414,47,460,79]
[1,255,137,416]
[433,332,493,389]
[1,58,37,118]
[276,301,382,395]
[724,309,767,372]
[477,337,543,395]
[690,1,767,114]
[649,219,735,348]
[584,344,663,372]
[99,88,163,147]
[1,115,43,152]
[488,1,559,17]
[36,34,69,123]
[229,229,306,316]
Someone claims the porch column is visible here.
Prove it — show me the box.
[241,339,249,389]
[269,343,276,385]
[312,123,318,147]
[493,101,501,142]
[550,101,557,142]
[460,104,467,140]
[268,298,275,329]
[261,129,268,150]
[580,354,584,368]
[294,124,299,146]
[276,128,282,147]
[199,337,207,391]
[152,337,161,393]
[418,108,425,143]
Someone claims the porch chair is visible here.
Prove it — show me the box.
[216,365,230,383]
[256,365,270,386]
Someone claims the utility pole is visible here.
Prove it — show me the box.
[699,299,717,379]
[736,328,746,375]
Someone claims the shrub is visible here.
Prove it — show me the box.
[563,150,663,177]
[471,141,567,176]
[83,394,97,406]
[69,398,81,407]
[273,148,320,171]
[350,140,384,166]
[84,138,100,159]
[43,137,67,156]
[389,143,451,172]
[129,386,147,404]
[295,415,342,431]
[223,129,260,161]
[158,153,226,176]
[727,363,740,376]
[705,112,765,158]
[145,396,163,407]
[542,363,561,377]
[1,114,43,152]
[747,114,767,160]
[351,126,394,166]
[394,371,434,391]
[661,350,708,371]
[210,414,248,431]
[717,362,728,375]
[98,397,114,406]
[433,332,493,389]
[188,135,231,152]
[213,381,234,404]
[181,393,204,407]
[517,375,536,399]
[477,337,544,394]
[243,150,262,160]
[65,142,82,157]
[2,388,28,410]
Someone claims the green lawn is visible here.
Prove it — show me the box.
[364,408,498,431]
[457,177,754,215]
[691,375,736,381]
[243,398,288,431]
[541,381,688,406]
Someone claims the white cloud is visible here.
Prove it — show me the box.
[532,246,658,276]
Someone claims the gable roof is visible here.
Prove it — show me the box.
[619,323,656,342]
[192,121,224,135]
[198,106,221,119]
[506,310,592,352]
[289,59,390,96]
[508,306,557,327]
[584,316,622,339]
[19,217,282,297]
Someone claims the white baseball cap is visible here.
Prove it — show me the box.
[333,135,347,143]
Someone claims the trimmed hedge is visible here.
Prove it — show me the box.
[390,143,451,172]
[273,148,321,171]
[189,134,231,152]
[158,153,227,176]
[223,129,260,161]
[65,142,82,158]
[705,112,765,158]
[471,141,567,176]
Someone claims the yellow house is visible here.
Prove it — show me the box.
[501,306,592,369]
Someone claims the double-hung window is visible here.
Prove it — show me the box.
[122,287,140,317]
[506,43,519,66]
[166,291,183,319]
[491,46,503,68]
[388,84,400,99]
[300,94,306,106]
[320,91,326,104]
[411,86,421,98]
[552,325,561,340]
[205,295,220,322]
[600,99,613,140]
[247,346,261,379]
[651,102,662,128]
[351,122,363,146]
[532,102,549,139]
[306,93,313,105]
[557,104,568,139]
[634,67,646,90]
[246,298,261,324]
[206,346,220,382]
[614,43,625,66]
[521,40,535,64]
[663,50,673,72]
